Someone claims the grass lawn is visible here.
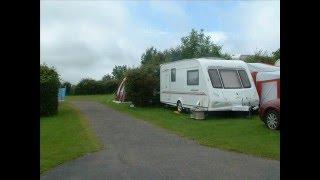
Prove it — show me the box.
[40,103,103,174]
[67,94,280,160]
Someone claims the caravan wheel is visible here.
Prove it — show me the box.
[177,101,183,113]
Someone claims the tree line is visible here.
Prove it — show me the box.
[67,29,280,105]
[125,29,280,106]
[41,28,280,116]
[59,65,127,95]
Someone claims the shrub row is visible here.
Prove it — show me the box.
[74,78,120,95]
[40,64,60,116]
[125,66,160,106]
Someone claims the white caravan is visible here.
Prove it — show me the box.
[160,58,260,112]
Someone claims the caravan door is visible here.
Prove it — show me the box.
[161,69,170,101]
[165,73,170,100]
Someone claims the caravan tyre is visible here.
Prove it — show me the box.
[264,109,280,130]
[177,101,183,113]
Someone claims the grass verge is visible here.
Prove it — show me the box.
[40,102,103,174]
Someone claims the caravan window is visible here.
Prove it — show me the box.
[219,69,242,89]
[187,70,199,85]
[208,69,222,88]
[171,68,176,82]
[238,70,251,88]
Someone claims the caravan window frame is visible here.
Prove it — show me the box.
[208,69,223,88]
[207,68,252,89]
[238,70,251,88]
[187,70,199,85]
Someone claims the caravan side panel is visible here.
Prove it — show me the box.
[160,60,210,110]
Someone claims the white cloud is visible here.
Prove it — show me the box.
[41,1,137,84]
[207,31,228,44]
[41,1,187,84]
[40,1,279,84]
[219,1,280,55]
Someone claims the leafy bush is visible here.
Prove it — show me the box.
[125,67,158,106]
[74,78,99,95]
[69,85,76,95]
[101,80,120,94]
[74,78,119,95]
[112,65,127,80]
[40,64,60,116]
[245,49,277,64]
[272,48,280,61]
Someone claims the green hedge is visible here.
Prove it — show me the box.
[125,67,158,106]
[74,78,119,95]
[40,64,60,116]
[101,80,120,94]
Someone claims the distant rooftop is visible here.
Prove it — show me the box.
[231,54,251,60]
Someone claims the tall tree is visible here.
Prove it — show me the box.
[112,65,127,80]
[272,48,280,60]
[180,29,226,59]
[246,49,275,64]
[74,78,100,95]
[141,47,159,65]
[102,73,114,81]
[163,46,183,62]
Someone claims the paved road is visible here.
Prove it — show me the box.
[41,101,280,180]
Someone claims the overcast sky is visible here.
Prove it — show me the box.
[40,0,280,84]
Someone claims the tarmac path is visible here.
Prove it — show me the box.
[41,101,280,180]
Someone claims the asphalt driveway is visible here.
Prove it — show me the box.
[41,101,280,180]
